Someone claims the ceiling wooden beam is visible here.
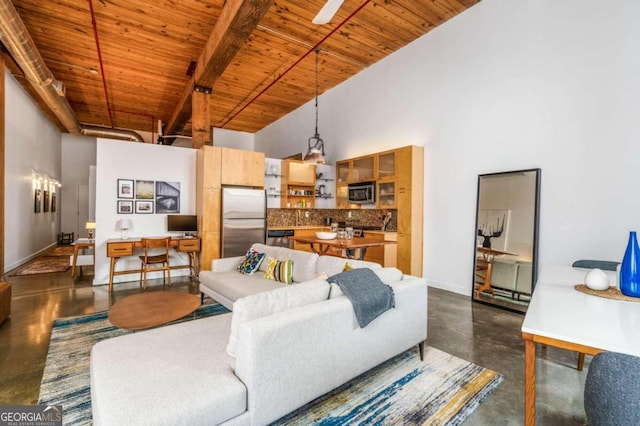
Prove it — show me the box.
[164,0,274,136]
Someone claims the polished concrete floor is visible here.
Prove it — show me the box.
[0,265,589,424]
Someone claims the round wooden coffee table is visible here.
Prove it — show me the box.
[109,291,200,330]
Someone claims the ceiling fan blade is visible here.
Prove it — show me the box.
[312,0,345,25]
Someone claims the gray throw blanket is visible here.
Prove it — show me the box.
[327,268,395,328]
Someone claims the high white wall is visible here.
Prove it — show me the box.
[60,134,97,237]
[94,139,198,285]
[256,0,640,295]
[4,70,62,272]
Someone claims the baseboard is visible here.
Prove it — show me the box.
[4,242,58,274]
[427,279,472,297]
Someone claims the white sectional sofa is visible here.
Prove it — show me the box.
[199,243,382,309]
[90,245,428,426]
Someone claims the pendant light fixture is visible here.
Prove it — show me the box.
[303,48,326,165]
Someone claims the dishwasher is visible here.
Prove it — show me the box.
[267,229,294,248]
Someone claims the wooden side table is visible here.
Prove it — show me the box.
[71,239,95,278]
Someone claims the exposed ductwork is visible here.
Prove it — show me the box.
[80,125,144,142]
[0,0,143,142]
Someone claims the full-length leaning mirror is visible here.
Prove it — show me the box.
[472,169,541,313]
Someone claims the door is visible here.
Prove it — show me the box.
[76,183,89,238]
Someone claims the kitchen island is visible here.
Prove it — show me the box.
[287,234,396,260]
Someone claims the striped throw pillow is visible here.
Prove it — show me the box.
[264,257,293,284]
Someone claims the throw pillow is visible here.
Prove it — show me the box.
[236,248,265,275]
[343,261,353,272]
[264,258,293,284]
[316,271,329,280]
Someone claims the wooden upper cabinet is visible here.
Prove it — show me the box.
[281,160,316,208]
[220,147,265,187]
[351,156,375,182]
[336,161,349,184]
[377,151,396,179]
[285,160,316,184]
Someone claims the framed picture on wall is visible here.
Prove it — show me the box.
[155,181,180,214]
[43,190,50,212]
[34,188,41,213]
[51,193,57,213]
[135,180,154,199]
[135,200,154,214]
[117,200,133,214]
[117,179,134,199]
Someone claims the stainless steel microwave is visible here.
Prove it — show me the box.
[348,182,375,204]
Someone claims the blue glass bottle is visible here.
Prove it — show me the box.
[620,231,640,297]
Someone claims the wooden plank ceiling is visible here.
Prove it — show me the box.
[9,0,480,138]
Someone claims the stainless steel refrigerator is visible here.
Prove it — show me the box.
[222,187,267,257]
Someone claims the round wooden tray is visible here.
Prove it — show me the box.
[575,284,640,303]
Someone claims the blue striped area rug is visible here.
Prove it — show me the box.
[271,346,503,425]
[38,302,230,425]
[40,304,502,426]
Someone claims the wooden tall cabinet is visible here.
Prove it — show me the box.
[395,146,424,277]
[197,146,265,270]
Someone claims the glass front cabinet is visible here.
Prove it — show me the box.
[376,151,396,208]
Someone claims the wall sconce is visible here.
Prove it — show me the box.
[85,222,96,240]
[118,219,132,240]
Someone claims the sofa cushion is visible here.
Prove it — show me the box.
[237,248,266,275]
[264,257,293,284]
[316,255,382,278]
[201,270,285,302]
[91,314,246,425]
[252,243,319,283]
[226,279,330,357]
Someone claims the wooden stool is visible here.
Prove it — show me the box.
[0,282,11,325]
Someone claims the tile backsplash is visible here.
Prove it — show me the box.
[267,208,397,231]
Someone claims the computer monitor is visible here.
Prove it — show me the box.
[167,215,198,237]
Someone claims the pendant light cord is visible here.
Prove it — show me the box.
[314,47,320,136]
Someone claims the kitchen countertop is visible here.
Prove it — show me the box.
[267,226,329,230]
[267,225,396,233]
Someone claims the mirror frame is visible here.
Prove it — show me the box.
[472,168,541,313]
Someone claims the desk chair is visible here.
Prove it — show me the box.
[139,237,172,290]
[584,351,640,426]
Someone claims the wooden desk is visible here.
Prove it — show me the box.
[71,238,95,278]
[521,265,640,425]
[287,235,396,260]
[474,246,516,297]
[106,237,201,293]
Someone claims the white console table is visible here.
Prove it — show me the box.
[521,265,640,425]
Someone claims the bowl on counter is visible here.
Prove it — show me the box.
[316,231,337,240]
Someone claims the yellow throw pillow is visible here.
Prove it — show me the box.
[264,258,294,284]
[343,261,353,272]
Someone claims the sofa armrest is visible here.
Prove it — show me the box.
[211,255,244,272]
